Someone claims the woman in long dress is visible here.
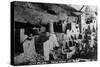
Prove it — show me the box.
[23,34,37,62]
[43,33,59,61]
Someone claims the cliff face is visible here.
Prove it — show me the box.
[14,1,82,24]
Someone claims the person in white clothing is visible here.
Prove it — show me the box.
[23,34,37,62]
[43,33,59,61]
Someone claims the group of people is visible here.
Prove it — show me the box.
[14,26,61,64]
[14,18,97,64]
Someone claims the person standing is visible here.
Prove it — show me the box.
[43,33,59,61]
[23,34,37,62]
